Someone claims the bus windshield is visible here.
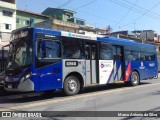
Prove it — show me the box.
[7,37,33,69]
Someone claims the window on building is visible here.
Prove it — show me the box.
[22,20,26,25]
[3,10,13,17]
[25,20,30,25]
[5,24,11,30]
[154,34,157,37]
[16,18,20,23]
[16,19,29,25]
[76,20,85,25]
[65,14,71,20]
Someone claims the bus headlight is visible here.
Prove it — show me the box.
[20,73,31,83]
[25,73,31,79]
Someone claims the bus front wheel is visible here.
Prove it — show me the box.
[130,71,140,86]
[63,76,80,96]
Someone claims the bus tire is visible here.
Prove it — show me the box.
[130,71,140,86]
[63,76,80,96]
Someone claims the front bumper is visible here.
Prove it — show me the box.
[4,78,34,92]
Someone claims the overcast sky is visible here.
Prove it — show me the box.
[17,0,160,34]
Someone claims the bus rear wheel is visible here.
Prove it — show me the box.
[63,76,80,96]
[130,71,140,86]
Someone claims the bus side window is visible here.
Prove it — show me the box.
[37,40,61,59]
[85,44,90,60]
[125,49,132,61]
[140,52,146,61]
[37,40,45,58]
[62,37,83,59]
[127,55,133,61]
[150,53,155,61]
[100,43,113,60]
[113,46,117,60]
[91,45,96,60]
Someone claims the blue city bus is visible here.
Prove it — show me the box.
[4,27,158,95]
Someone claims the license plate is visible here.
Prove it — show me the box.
[8,85,12,89]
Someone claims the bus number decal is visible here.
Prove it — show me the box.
[65,61,78,67]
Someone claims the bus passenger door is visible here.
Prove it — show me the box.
[85,42,98,85]
[113,46,125,81]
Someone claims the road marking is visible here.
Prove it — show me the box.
[0,82,160,111]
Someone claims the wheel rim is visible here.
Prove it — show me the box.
[132,73,138,84]
[67,79,77,92]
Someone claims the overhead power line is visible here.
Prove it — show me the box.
[133,1,160,22]
[123,0,160,18]
[116,1,160,30]
[108,0,160,21]
[47,0,118,24]
[113,0,140,27]
[73,0,98,10]
[57,0,74,9]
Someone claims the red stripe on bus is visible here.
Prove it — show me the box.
[125,62,131,81]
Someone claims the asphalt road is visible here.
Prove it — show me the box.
[0,78,160,120]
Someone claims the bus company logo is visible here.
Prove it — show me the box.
[100,64,111,68]
[101,64,105,68]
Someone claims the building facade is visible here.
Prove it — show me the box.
[133,30,158,42]
[110,31,142,43]
[42,8,86,27]
[40,8,107,36]
[0,0,16,42]
[16,9,49,29]
[110,30,158,43]
[0,0,16,72]
[41,8,85,33]
[36,19,80,33]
